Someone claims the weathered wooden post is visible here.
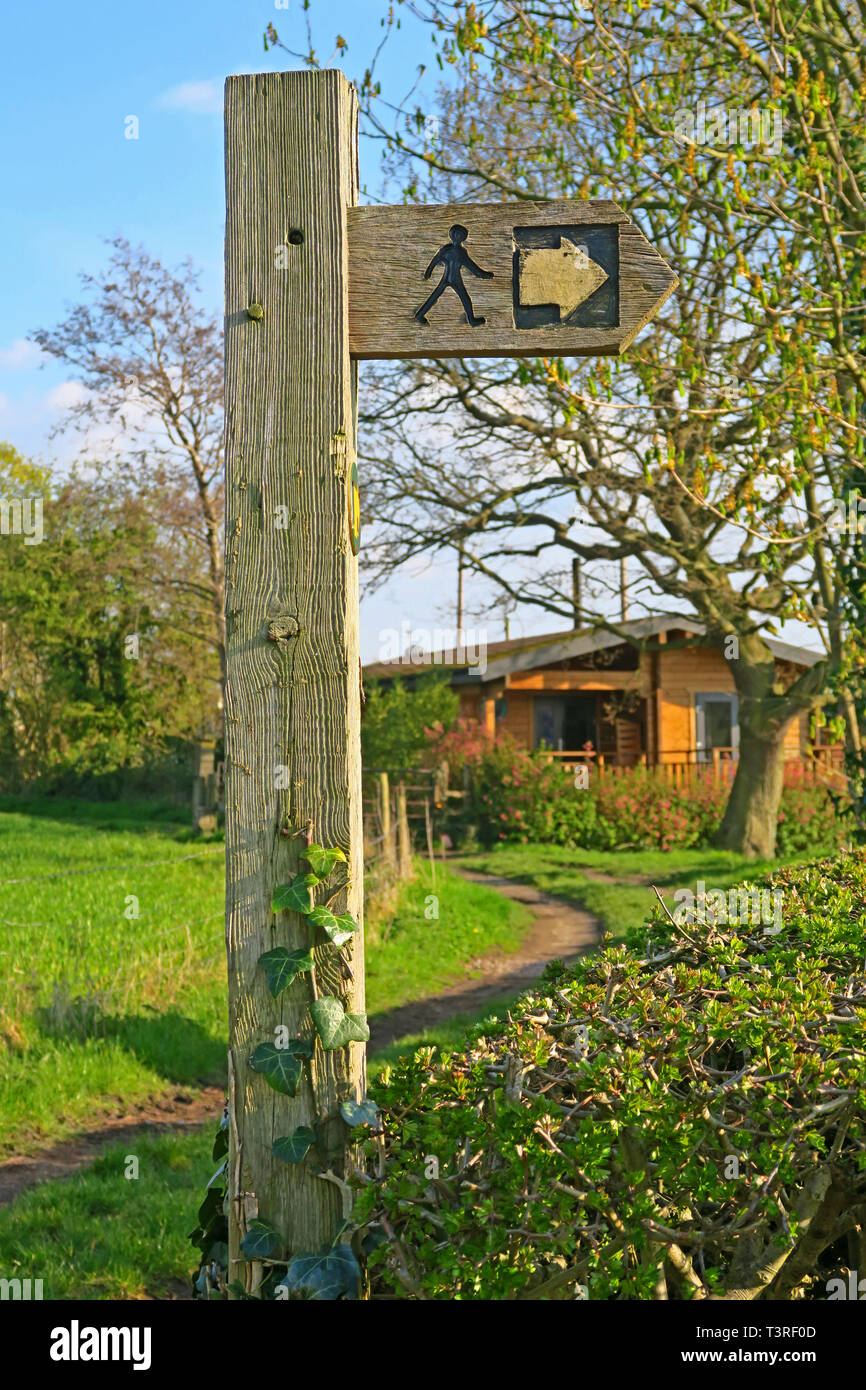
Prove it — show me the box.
[192,738,218,834]
[396,782,412,879]
[224,69,364,1291]
[223,73,676,1297]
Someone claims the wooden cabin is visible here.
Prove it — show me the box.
[363,616,840,779]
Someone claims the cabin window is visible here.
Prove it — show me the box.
[694,692,739,761]
[533,694,597,752]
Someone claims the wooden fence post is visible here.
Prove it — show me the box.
[223,70,363,1291]
[396,782,412,879]
[192,739,218,834]
[424,796,437,890]
[379,770,396,872]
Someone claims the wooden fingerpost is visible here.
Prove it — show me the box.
[224,71,363,1292]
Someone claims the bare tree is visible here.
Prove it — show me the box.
[33,238,226,706]
[271,0,866,856]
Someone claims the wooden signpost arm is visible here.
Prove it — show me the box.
[224,70,364,1290]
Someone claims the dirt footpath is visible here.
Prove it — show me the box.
[368,867,601,1049]
[0,1086,225,1208]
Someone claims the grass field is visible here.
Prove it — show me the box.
[457,841,805,940]
[0,1130,213,1299]
[0,797,530,1158]
[0,797,811,1300]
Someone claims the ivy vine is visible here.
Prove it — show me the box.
[190,843,381,1300]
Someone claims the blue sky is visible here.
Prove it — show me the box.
[0,0,467,660]
[0,0,818,660]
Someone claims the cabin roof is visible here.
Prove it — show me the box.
[363,614,824,685]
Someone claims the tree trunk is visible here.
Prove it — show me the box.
[712,717,786,859]
[710,631,827,859]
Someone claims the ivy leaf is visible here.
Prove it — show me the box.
[304,844,347,878]
[272,873,319,915]
[257,946,314,998]
[340,1099,380,1129]
[240,1218,281,1260]
[196,1185,225,1231]
[249,1039,311,1096]
[272,1126,316,1164]
[277,1244,361,1301]
[212,1125,228,1161]
[311,997,370,1050]
[309,905,358,948]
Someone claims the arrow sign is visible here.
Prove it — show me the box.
[347,198,676,360]
[518,237,609,320]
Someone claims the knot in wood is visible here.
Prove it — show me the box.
[267,616,300,642]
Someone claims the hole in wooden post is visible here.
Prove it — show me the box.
[288,229,304,246]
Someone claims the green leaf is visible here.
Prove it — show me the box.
[272,873,318,915]
[212,1125,228,1161]
[249,1038,311,1096]
[272,1126,316,1164]
[257,946,314,998]
[309,905,358,948]
[340,1098,380,1128]
[304,844,347,878]
[277,1244,360,1300]
[311,996,370,1050]
[240,1218,281,1260]
[196,1185,225,1231]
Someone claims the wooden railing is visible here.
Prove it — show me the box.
[539,746,845,787]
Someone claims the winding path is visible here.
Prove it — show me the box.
[367,867,602,1048]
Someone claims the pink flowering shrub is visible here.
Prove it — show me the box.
[427,723,850,852]
[424,718,491,780]
[427,724,598,846]
[593,769,725,850]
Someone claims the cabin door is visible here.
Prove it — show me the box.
[694,693,739,763]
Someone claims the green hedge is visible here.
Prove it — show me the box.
[356,851,866,1300]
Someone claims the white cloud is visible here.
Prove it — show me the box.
[46,381,90,411]
[0,338,44,370]
[156,79,222,114]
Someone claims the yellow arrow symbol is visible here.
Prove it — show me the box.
[518,237,609,319]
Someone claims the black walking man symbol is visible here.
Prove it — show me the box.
[415,224,494,326]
